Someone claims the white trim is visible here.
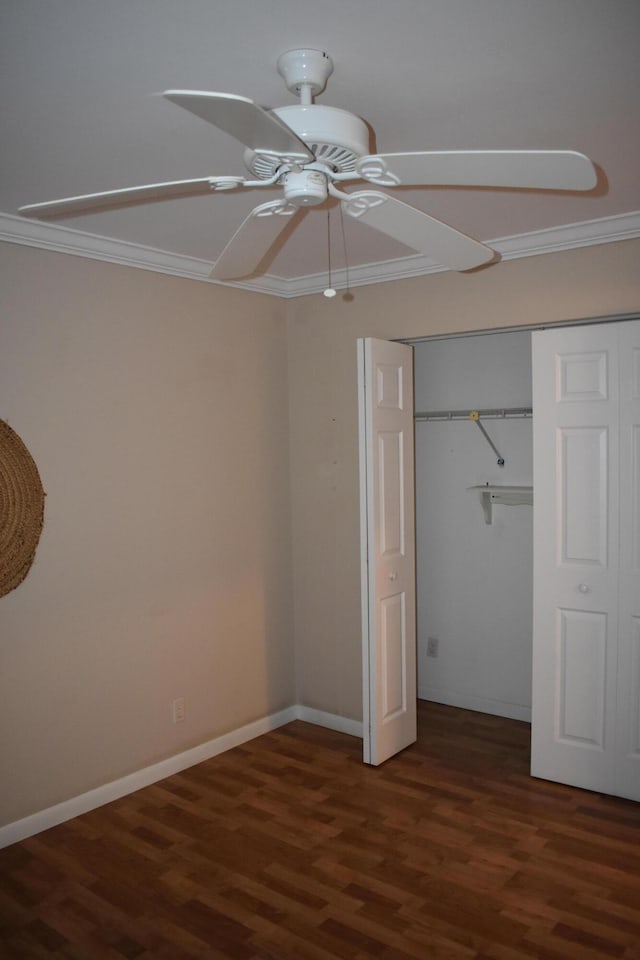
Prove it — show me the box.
[493,209,640,259]
[0,704,361,849]
[296,705,363,738]
[420,687,532,724]
[402,312,640,345]
[280,210,640,296]
[0,213,214,281]
[2,210,639,299]
[357,338,373,764]
[0,707,297,848]
[281,252,441,297]
[0,213,284,297]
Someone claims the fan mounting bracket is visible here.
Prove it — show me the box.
[277,49,334,99]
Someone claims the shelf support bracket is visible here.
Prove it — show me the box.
[470,411,504,466]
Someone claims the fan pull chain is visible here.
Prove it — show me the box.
[323,209,336,298]
[339,203,352,299]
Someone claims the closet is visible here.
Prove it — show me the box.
[411,319,640,802]
[413,330,534,724]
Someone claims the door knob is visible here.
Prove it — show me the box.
[578,583,591,594]
[389,571,398,581]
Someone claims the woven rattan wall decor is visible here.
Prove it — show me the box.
[0,419,45,598]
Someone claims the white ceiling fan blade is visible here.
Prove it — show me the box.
[163,91,313,161]
[211,199,301,280]
[342,191,494,271]
[18,177,232,220]
[357,150,597,191]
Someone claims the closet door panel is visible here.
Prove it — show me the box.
[531,323,619,794]
[556,608,607,747]
[558,426,608,566]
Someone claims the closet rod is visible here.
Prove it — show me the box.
[415,406,532,422]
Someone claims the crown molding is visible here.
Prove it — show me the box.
[1,209,639,299]
[277,210,640,297]
[0,212,213,278]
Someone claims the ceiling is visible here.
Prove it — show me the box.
[1,0,639,296]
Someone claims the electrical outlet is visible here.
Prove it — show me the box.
[172,697,185,723]
[426,637,439,658]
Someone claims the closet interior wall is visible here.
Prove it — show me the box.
[414,330,534,721]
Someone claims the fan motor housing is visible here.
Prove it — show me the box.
[244,104,371,179]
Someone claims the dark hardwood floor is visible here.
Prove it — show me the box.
[1,701,639,959]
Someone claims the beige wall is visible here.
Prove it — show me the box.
[286,240,640,721]
[1,237,639,828]
[0,243,294,825]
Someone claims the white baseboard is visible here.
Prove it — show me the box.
[296,705,363,738]
[419,686,532,724]
[0,704,361,849]
[2,695,529,849]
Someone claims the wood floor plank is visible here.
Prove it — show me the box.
[1,701,639,959]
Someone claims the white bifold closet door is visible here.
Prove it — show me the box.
[531,319,640,801]
[358,337,417,766]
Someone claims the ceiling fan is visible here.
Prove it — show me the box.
[19,48,597,279]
